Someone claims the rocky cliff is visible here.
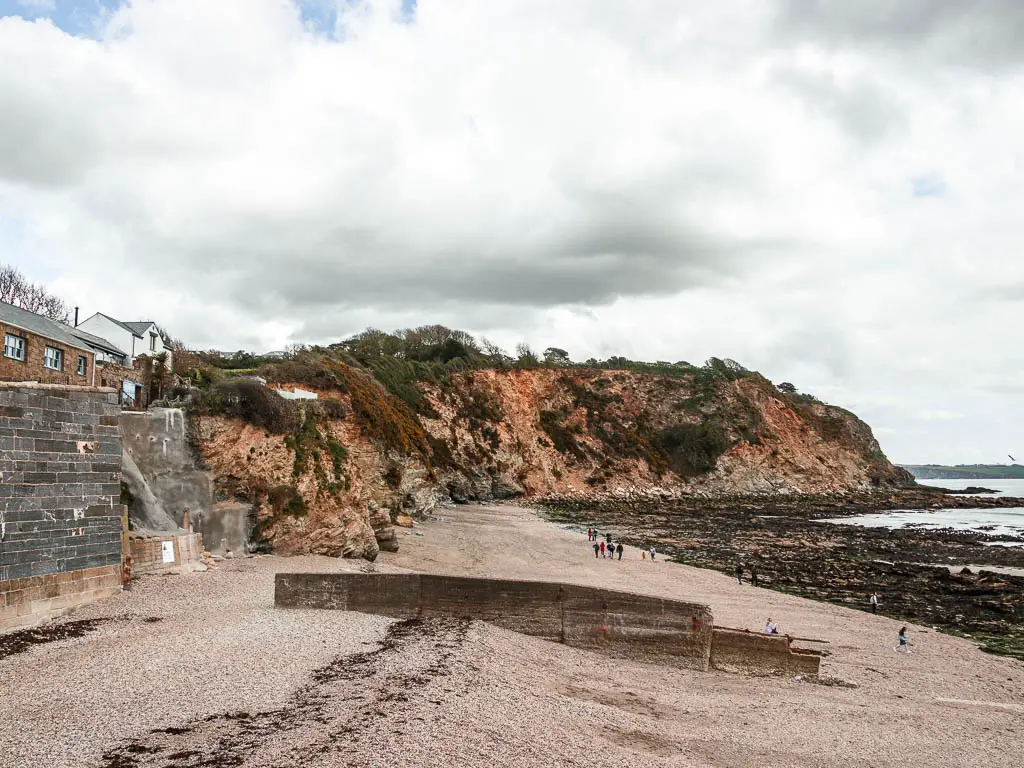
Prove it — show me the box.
[190,358,910,560]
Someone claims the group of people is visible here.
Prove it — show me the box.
[586,528,656,561]
[593,539,624,559]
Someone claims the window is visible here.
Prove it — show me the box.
[149,332,157,351]
[3,333,25,361]
[77,356,87,376]
[43,346,63,371]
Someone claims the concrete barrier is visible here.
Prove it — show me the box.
[561,584,712,666]
[274,574,823,677]
[710,627,822,678]
[275,573,713,669]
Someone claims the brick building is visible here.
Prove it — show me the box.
[0,301,96,385]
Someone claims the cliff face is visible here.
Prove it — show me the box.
[194,366,908,559]
[420,369,904,499]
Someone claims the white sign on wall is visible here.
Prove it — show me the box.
[161,541,175,564]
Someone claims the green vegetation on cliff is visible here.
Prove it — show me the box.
[184,323,902,493]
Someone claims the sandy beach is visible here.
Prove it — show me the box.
[1,503,1022,767]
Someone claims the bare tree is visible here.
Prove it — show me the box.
[156,325,186,352]
[515,342,540,368]
[0,263,70,322]
[480,337,511,367]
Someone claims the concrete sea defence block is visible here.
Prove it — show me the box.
[561,584,714,670]
[419,575,563,640]
[273,573,714,666]
[710,627,822,678]
[275,572,422,616]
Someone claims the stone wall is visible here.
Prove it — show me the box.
[129,531,205,576]
[275,573,715,670]
[710,627,822,678]
[0,383,124,631]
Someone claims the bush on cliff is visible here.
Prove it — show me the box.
[194,380,300,434]
[655,422,732,477]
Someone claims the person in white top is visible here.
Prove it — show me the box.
[764,618,779,635]
[869,593,879,615]
[648,546,656,561]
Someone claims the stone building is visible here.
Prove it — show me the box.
[0,301,96,386]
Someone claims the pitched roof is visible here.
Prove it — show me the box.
[70,327,128,357]
[0,301,93,354]
[124,321,156,336]
[90,312,145,338]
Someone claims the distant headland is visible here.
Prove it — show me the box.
[901,464,1024,480]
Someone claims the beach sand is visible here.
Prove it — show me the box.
[1,503,1021,767]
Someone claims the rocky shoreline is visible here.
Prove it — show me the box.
[539,487,1024,660]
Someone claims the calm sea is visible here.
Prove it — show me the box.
[820,477,1024,543]
[916,477,1024,496]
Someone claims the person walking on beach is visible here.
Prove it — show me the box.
[870,593,879,615]
[616,543,623,560]
[593,542,600,558]
[649,546,656,561]
[751,565,759,587]
[600,540,606,558]
[642,550,646,560]
[587,528,593,541]
[735,564,744,585]
[894,627,911,653]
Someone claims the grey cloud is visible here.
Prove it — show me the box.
[774,0,1024,69]
[770,65,907,142]
[225,233,745,312]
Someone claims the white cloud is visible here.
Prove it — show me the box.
[0,0,1022,464]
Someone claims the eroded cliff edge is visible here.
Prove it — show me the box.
[190,359,911,560]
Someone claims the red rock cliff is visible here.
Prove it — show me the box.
[194,365,907,559]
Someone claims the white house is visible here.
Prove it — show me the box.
[76,313,171,367]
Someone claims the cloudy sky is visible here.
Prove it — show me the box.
[1,0,1022,464]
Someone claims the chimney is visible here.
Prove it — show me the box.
[74,307,79,327]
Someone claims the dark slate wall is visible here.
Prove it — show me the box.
[0,384,123,583]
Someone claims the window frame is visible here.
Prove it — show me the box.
[43,345,64,371]
[3,333,26,362]
[149,332,157,351]
[77,355,87,376]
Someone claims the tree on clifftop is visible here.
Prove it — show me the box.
[543,347,571,366]
[777,382,797,394]
[0,263,69,322]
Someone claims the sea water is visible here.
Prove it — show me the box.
[818,478,1024,543]
[915,477,1024,496]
